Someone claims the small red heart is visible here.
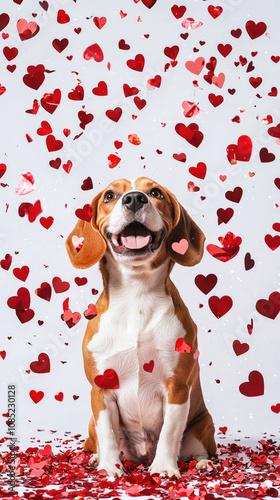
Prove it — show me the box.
[233,340,250,356]
[57,9,70,24]
[52,38,69,52]
[123,84,139,97]
[134,96,146,110]
[231,28,242,38]
[175,338,192,353]
[23,68,45,90]
[78,111,94,130]
[13,265,29,282]
[244,252,255,271]
[0,350,6,360]
[268,123,280,139]
[81,177,93,190]
[225,187,243,203]
[185,56,205,75]
[37,121,52,136]
[93,16,107,29]
[208,295,233,318]
[35,282,52,301]
[68,85,84,101]
[219,427,228,434]
[62,309,81,328]
[30,353,50,374]
[259,148,275,163]
[62,160,73,173]
[3,46,18,61]
[264,234,280,251]
[0,163,7,178]
[92,81,108,96]
[40,216,54,229]
[75,204,92,222]
[16,308,35,324]
[127,54,145,72]
[105,107,122,122]
[52,277,70,293]
[83,43,104,62]
[175,122,204,148]
[54,392,64,402]
[239,371,264,397]
[108,154,121,168]
[7,287,31,310]
[271,403,280,414]
[29,390,44,404]
[74,277,88,286]
[189,162,206,179]
[84,303,97,320]
[1,253,12,270]
[217,43,232,57]
[217,207,234,225]
[119,39,130,50]
[208,93,224,107]
[46,135,63,152]
[143,360,154,373]
[164,45,179,60]
[0,13,9,31]
[171,5,186,18]
[41,89,61,114]
[226,135,252,163]
[208,5,223,19]
[249,76,262,88]
[173,153,186,162]
[94,369,119,390]
[195,274,217,295]
[256,291,280,320]
[49,158,61,169]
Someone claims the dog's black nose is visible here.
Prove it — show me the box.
[122,191,148,213]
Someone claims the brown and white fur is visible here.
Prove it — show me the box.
[66,177,216,478]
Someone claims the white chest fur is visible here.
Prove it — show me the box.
[87,257,186,449]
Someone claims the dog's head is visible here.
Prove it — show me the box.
[66,177,205,269]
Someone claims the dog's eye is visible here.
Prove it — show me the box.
[150,188,163,199]
[104,191,116,203]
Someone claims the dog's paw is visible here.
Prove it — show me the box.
[196,458,214,472]
[97,461,125,477]
[89,453,98,467]
[149,461,181,479]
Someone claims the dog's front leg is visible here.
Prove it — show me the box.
[93,398,124,477]
[149,401,190,478]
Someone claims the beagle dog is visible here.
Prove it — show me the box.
[66,177,216,478]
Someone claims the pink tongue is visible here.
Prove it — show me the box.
[121,234,151,249]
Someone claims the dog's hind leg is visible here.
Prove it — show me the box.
[179,412,216,471]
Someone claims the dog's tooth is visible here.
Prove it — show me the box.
[111,234,120,247]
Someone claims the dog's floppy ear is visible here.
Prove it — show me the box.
[65,191,106,269]
[165,190,205,266]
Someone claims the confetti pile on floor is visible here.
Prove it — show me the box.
[1,435,280,499]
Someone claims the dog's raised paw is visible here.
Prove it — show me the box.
[196,459,214,472]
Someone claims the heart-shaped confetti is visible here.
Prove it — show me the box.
[143,360,154,372]
[17,19,40,41]
[75,204,92,222]
[13,265,29,282]
[171,238,189,255]
[239,371,264,397]
[233,340,250,356]
[15,172,35,195]
[189,162,206,179]
[195,274,218,295]
[185,56,205,75]
[256,291,280,319]
[35,282,52,301]
[175,338,192,353]
[208,295,233,318]
[175,123,204,147]
[94,369,119,390]
[29,390,44,404]
[84,303,97,320]
[226,135,252,163]
[30,353,50,374]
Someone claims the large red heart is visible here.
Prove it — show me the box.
[13,266,29,282]
[226,135,252,163]
[189,162,206,179]
[75,204,92,222]
[92,81,108,96]
[83,43,104,62]
[208,295,233,318]
[233,340,249,356]
[105,107,122,122]
[35,282,52,301]
[29,390,44,404]
[52,277,70,293]
[127,54,145,72]
[256,291,280,319]
[265,234,280,251]
[239,371,264,397]
[175,123,204,148]
[30,353,50,374]
[94,369,119,390]
[46,135,63,152]
[195,274,217,295]
[245,20,267,39]
[207,243,240,262]
[41,89,61,114]
[17,18,40,41]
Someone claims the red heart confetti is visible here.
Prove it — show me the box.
[189,162,206,179]
[54,392,64,402]
[239,371,264,397]
[17,18,40,41]
[208,5,223,19]
[233,340,250,356]
[175,338,192,353]
[35,282,52,301]
[13,265,29,282]
[208,295,233,318]
[75,204,92,222]
[83,43,104,62]
[195,274,218,295]
[256,291,280,319]
[143,360,154,372]
[41,89,61,114]
[52,277,70,293]
[245,20,267,39]
[175,122,204,147]
[94,369,119,390]
[30,353,50,374]
[84,303,97,320]
[92,81,108,96]
[29,390,44,403]
[127,54,145,72]
[1,253,12,270]
[40,216,54,229]
[226,135,252,163]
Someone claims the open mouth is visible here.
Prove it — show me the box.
[107,221,164,256]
